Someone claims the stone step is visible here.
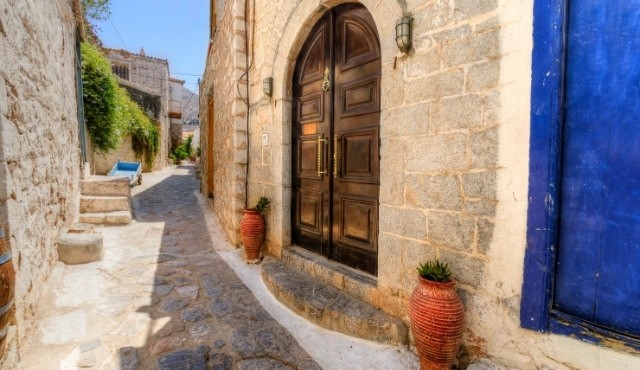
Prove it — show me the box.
[79,211,132,225]
[58,225,103,264]
[81,175,131,197]
[282,246,377,306]
[80,196,130,214]
[261,256,408,345]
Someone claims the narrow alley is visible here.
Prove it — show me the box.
[17,164,417,369]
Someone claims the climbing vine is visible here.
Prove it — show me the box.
[81,42,125,152]
[81,42,159,164]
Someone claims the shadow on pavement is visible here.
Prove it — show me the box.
[118,164,319,369]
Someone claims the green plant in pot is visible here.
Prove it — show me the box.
[240,197,270,263]
[409,260,465,370]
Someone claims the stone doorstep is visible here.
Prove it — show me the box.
[81,176,132,197]
[261,257,408,346]
[79,211,132,225]
[282,246,377,305]
[80,195,131,213]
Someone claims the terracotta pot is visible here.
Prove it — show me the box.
[409,276,465,370]
[240,209,265,261]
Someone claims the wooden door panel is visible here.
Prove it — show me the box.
[340,129,379,183]
[293,4,380,275]
[554,0,640,336]
[297,91,324,123]
[339,16,380,71]
[297,189,324,235]
[299,26,327,85]
[340,76,380,118]
[297,136,321,179]
[292,10,332,258]
[332,4,380,275]
[337,195,377,251]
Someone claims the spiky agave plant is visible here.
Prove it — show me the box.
[417,260,452,282]
[254,197,271,216]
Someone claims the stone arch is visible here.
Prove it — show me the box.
[262,0,403,251]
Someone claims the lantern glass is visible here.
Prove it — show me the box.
[395,16,412,52]
[263,77,273,97]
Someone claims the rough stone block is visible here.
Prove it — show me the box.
[477,218,495,254]
[381,103,430,137]
[405,174,463,211]
[104,211,133,225]
[80,196,130,213]
[433,25,472,44]
[406,50,440,78]
[81,176,131,197]
[472,128,499,169]
[377,233,403,292]
[467,61,499,91]
[432,94,484,131]
[484,92,500,126]
[454,0,498,21]
[412,0,454,34]
[401,239,437,290]
[58,232,103,265]
[439,249,485,288]
[261,257,408,345]
[379,205,427,240]
[464,199,497,217]
[406,133,467,172]
[406,70,464,104]
[462,171,497,200]
[442,30,499,67]
[379,139,405,206]
[428,211,475,251]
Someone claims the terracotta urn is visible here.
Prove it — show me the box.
[240,209,265,262]
[409,276,465,370]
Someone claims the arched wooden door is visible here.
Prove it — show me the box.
[292,4,381,275]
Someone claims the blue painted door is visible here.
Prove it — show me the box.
[554,0,640,336]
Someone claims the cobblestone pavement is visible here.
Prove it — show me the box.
[18,163,418,370]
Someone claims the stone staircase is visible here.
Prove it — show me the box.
[79,176,133,225]
[261,247,408,346]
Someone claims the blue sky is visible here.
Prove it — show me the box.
[95,0,209,93]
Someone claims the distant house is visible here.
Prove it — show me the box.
[169,78,200,152]
[95,48,172,173]
[169,77,185,151]
[199,0,640,368]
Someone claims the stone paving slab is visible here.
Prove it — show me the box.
[17,164,420,370]
[262,257,408,346]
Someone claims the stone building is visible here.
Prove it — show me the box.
[169,77,185,150]
[199,0,640,368]
[94,48,171,173]
[0,0,85,365]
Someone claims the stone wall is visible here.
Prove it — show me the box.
[0,0,82,363]
[200,0,248,245]
[91,81,162,174]
[104,49,169,171]
[199,0,640,368]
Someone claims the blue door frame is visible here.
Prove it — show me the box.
[521,0,640,350]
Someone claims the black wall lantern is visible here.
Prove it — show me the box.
[263,77,273,97]
[395,16,413,52]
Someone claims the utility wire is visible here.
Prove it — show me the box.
[172,72,203,77]
[109,18,128,51]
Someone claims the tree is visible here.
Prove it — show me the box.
[82,0,111,21]
[81,0,110,45]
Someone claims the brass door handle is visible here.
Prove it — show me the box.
[333,134,340,178]
[322,67,330,91]
[317,136,328,176]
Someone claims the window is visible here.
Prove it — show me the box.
[111,63,129,80]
